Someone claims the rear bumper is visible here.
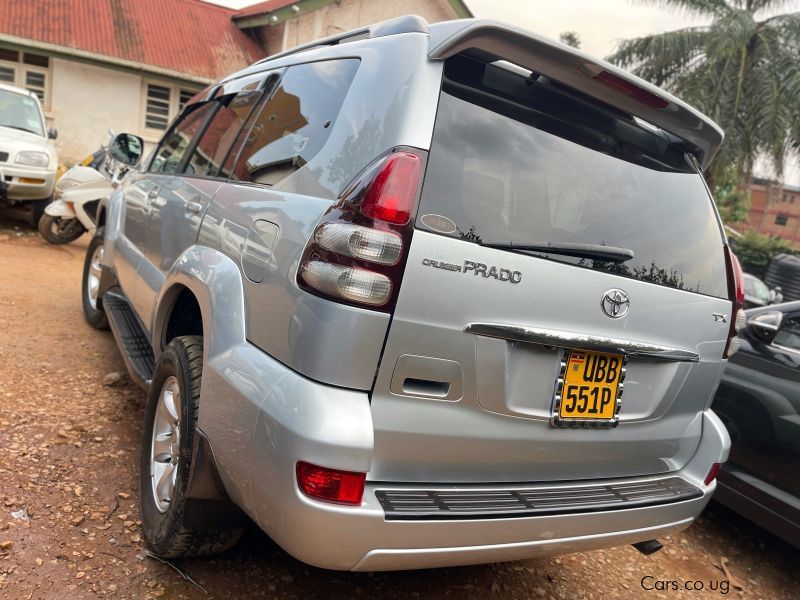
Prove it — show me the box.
[205,341,729,571]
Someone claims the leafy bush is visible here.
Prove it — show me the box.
[730,230,796,279]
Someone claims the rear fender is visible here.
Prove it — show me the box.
[151,245,247,362]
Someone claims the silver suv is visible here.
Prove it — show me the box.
[84,16,737,571]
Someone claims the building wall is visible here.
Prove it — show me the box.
[46,58,203,165]
[270,0,457,53]
[745,182,800,248]
[49,59,143,162]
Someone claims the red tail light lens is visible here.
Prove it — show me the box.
[360,152,421,225]
[296,461,366,505]
[297,149,425,312]
[723,247,745,358]
[704,462,722,486]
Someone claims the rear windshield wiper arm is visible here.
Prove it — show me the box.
[482,241,635,263]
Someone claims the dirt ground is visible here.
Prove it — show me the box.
[0,220,798,600]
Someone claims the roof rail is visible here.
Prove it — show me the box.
[254,15,430,65]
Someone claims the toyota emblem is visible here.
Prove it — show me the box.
[601,289,630,318]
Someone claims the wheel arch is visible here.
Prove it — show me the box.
[152,246,247,362]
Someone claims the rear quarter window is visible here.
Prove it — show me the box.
[230,59,359,186]
[417,56,728,299]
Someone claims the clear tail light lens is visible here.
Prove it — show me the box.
[723,247,745,358]
[315,223,402,265]
[301,261,392,306]
[297,148,426,312]
[296,461,366,505]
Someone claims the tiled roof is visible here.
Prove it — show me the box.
[234,0,299,19]
[0,0,265,81]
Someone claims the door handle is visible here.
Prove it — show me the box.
[185,201,203,214]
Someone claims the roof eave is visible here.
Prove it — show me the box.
[234,0,473,30]
[0,33,215,86]
[233,0,334,29]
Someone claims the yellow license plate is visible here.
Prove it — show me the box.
[559,350,624,421]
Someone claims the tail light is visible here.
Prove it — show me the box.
[723,247,746,358]
[297,150,424,311]
[296,461,366,505]
[704,462,722,486]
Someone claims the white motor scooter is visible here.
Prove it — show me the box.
[39,131,139,245]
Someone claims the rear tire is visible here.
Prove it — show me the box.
[38,213,85,244]
[81,227,109,330]
[140,336,243,558]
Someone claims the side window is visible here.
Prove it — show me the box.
[231,59,359,186]
[774,316,800,351]
[150,102,216,174]
[185,90,263,178]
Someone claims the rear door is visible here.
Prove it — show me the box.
[369,56,733,483]
[126,101,216,323]
[137,74,274,330]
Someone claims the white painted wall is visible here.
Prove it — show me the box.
[48,58,197,165]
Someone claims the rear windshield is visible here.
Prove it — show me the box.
[417,55,728,299]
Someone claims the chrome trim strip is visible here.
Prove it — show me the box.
[464,323,700,363]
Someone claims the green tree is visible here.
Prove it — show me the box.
[730,229,795,278]
[607,1,800,188]
[559,31,582,48]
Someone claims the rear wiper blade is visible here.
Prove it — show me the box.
[482,241,635,263]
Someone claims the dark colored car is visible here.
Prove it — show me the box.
[712,301,800,547]
[742,272,780,309]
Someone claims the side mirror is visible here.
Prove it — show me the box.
[48,128,58,140]
[747,310,783,344]
[109,133,144,167]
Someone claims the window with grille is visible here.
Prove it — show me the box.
[143,83,201,131]
[775,214,789,226]
[178,89,194,113]
[0,49,49,107]
[145,83,171,130]
[25,71,45,102]
[0,65,14,84]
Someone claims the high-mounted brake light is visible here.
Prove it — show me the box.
[297,149,425,312]
[296,461,366,505]
[593,70,669,109]
[723,247,745,358]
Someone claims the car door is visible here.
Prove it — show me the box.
[717,307,800,499]
[138,76,276,331]
[114,172,159,314]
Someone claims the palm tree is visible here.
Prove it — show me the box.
[607,0,800,188]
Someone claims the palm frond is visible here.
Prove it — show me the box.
[631,0,734,18]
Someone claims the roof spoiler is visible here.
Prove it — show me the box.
[428,20,724,169]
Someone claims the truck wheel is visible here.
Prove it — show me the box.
[39,214,85,244]
[28,198,49,228]
[81,227,109,330]
[140,336,243,558]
